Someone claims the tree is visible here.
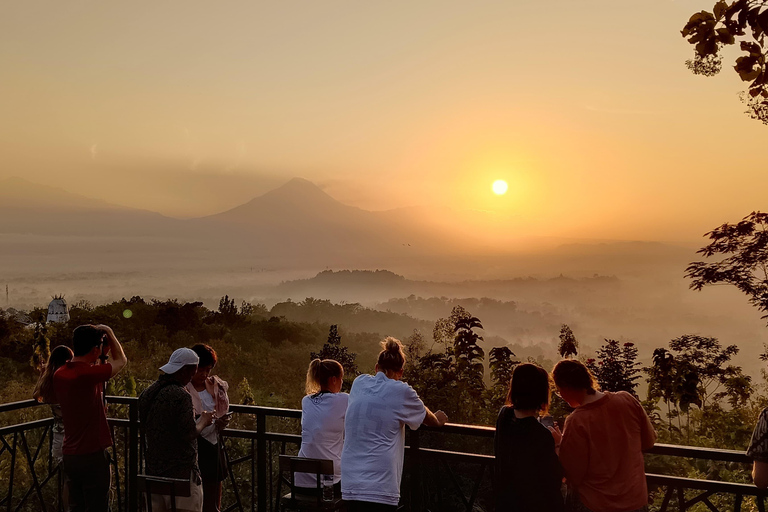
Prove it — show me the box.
[682,0,768,123]
[686,212,768,323]
[668,334,744,409]
[30,319,50,371]
[590,339,641,396]
[310,324,359,387]
[487,346,519,411]
[558,324,579,359]
[218,295,239,324]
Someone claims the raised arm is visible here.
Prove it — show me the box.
[422,406,448,427]
[97,325,127,377]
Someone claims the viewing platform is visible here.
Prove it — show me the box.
[2,397,766,512]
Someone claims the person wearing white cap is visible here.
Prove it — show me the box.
[138,348,215,512]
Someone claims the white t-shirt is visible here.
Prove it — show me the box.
[296,391,349,487]
[198,389,218,445]
[341,372,427,506]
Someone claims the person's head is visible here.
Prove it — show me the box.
[33,345,74,403]
[190,344,217,387]
[552,359,600,408]
[160,348,199,385]
[306,358,344,394]
[375,337,406,380]
[505,363,551,414]
[72,325,105,360]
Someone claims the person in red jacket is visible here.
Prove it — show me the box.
[54,324,127,512]
[552,360,656,512]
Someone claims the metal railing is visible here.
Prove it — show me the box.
[2,397,767,512]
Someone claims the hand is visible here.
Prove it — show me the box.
[547,423,563,445]
[215,414,231,431]
[94,324,114,337]
[434,410,448,426]
[200,410,214,427]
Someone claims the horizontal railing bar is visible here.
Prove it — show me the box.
[105,396,135,405]
[421,423,496,437]
[227,404,302,419]
[414,446,496,463]
[0,418,52,436]
[647,473,768,496]
[0,399,45,414]
[648,443,751,463]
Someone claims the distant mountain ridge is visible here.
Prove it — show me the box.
[0,176,694,276]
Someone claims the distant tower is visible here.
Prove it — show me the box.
[47,295,70,324]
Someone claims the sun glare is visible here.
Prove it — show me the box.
[492,180,508,195]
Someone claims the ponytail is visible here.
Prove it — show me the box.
[306,358,344,395]
[377,337,406,374]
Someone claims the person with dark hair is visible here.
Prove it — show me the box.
[54,324,127,512]
[34,345,74,464]
[185,344,230,512]
[296,359,348,495]
[552,360,656,512]
[341,337,448,511]
[140,348,214,512]
[747,407,768,488]
[494,363,564,512]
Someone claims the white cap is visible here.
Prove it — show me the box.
[159,348,199,374]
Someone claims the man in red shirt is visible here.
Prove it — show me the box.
[55,324,127,512]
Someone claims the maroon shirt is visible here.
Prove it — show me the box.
[54,361,113,455]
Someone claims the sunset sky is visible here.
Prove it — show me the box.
[1,0,765,242]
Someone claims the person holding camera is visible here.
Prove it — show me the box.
[54,324,127,512]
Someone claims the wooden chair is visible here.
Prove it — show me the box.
[277,455,345,511]
[137,474,191,512]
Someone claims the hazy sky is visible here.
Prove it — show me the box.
[1,0,765,241]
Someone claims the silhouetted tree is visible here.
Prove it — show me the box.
[558,324,578,359]
[590,339,641,396]
[310,324,359,388]
[487,346,519,411]
[682,0,768,123]
[30,317,50,371]
[686,212,768,323]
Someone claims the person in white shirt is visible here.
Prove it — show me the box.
[296,358,348,495]
[186,344,230,512]
[341,337,448,512]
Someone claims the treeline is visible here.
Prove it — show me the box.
[0,295,430,408]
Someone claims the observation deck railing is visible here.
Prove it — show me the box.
[2,397,767,512]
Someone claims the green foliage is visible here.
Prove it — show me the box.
[682,1,768,123]
[557,324,578,359]
[687,211,768,322]
[487,346,519,412]
[586,340,641,396]
[310,324,359,390]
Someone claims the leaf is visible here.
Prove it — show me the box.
[689,11,716,24]
[716,27,735,45]
[714,0,728,20]
[759,9,768,34]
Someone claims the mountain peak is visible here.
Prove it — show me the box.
[262,177,332,202]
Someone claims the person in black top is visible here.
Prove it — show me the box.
[139,348,214,512]
[494,363,564,512]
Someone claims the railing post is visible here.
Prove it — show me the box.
[257,411,267,512]
[409,429,421,512]
[128,399,139,512]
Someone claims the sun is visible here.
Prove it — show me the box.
[492,180,508,195]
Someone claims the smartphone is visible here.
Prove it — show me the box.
[539,415,555,428]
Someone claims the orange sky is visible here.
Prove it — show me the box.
[0,0,765,242]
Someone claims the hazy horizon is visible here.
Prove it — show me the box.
[2,0,766,244]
